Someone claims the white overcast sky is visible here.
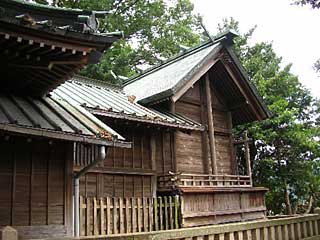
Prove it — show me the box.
[191,0,320,98]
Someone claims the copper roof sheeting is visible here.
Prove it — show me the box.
[52,76,204,131]
[0,93,129,147]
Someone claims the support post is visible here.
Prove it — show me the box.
[74,178,80,237]
[244,131,252,185]
[170,102,177,173]
[205,73,217,175]
[150,134,157,197]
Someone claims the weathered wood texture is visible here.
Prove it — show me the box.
[78,214,320,240]
[180,188,266,227]
[0,135,73,239]
[175,79,234,175]
[79,195,180,236]
[75,127,174,198]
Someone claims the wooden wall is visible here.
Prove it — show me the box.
[75,127,174,198]
[0,135,73,238]
[181,189,266,227]
[174,78,235,175]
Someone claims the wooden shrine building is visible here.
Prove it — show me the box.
[52,31,272,234]
[0,1,129,239]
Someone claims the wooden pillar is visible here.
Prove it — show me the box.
[205,73,217,175]
[200,80,210,174]
[227,112,237,175]
[150,134,157,197]
[244,131,252,185]
[170,102,177,173]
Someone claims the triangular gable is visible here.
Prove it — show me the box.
[124,32,271,125]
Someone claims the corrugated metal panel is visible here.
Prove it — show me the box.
[0,93,128,147]
[52,76,204,131]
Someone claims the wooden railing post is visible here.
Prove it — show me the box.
[0,227,17,240]
[244,131,252,186]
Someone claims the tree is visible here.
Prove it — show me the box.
[293,0,320,9]
[36,0,203,83]
[218,18,320,215]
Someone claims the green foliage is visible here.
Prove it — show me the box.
[36,0,202,84]
[293,0,320,9]
[219,18,320,215]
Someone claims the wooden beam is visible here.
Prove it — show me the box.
[205,73,217,175]
[244,131,252,186]
[150,134,157,197]
[223,64,263,120]
[199,80,210,174]
[227,112,237,175]
[170,102,177,173]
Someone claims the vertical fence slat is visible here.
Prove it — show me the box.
[297,223,302,239]
[169,196,173,229]
[159,197,163,230]
[164,196,169,230]
[303,221,308,238]
[246,230,252,240]
[100,198,105,235]
[93,197,98,235]
[290,223,295,240]
[263,227,268,240]
[125,197,130,233]
[86,197,91,235]
[143,198,148,232]
[284,225,289,240]
[106,197,111,235]
[174,195,179,229]
[119,198,124,233]
[79,196,84,236]
[137,197,142,232]
[309,220,314,236]
[229,232,235,240]
[277,226,283,240]
[112,198,117,234]
[238,231,243,240]
[270,226,275,240]
[314,219,319,235]
[218,233,224,240]
[255,228,261,240]
[148,198,153,232]
[132,198,137,233]
[154,197,159,231]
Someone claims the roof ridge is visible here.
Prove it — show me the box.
[71,75,123,92]
[122,41,214,86]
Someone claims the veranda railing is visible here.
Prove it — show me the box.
[158,173,251,189]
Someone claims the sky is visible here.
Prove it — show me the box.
[191,0,320,98]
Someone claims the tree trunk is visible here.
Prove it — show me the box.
[284,184,293,215]
[305,194,314,214]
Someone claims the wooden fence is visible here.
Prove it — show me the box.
[79,195,180,236]
[79,214,320,240]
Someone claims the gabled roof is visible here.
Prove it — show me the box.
[123,41,221,104]
[0,93,129,147]
[123,32,271,124]
[0,0,121,96]
[52,76,204,131]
